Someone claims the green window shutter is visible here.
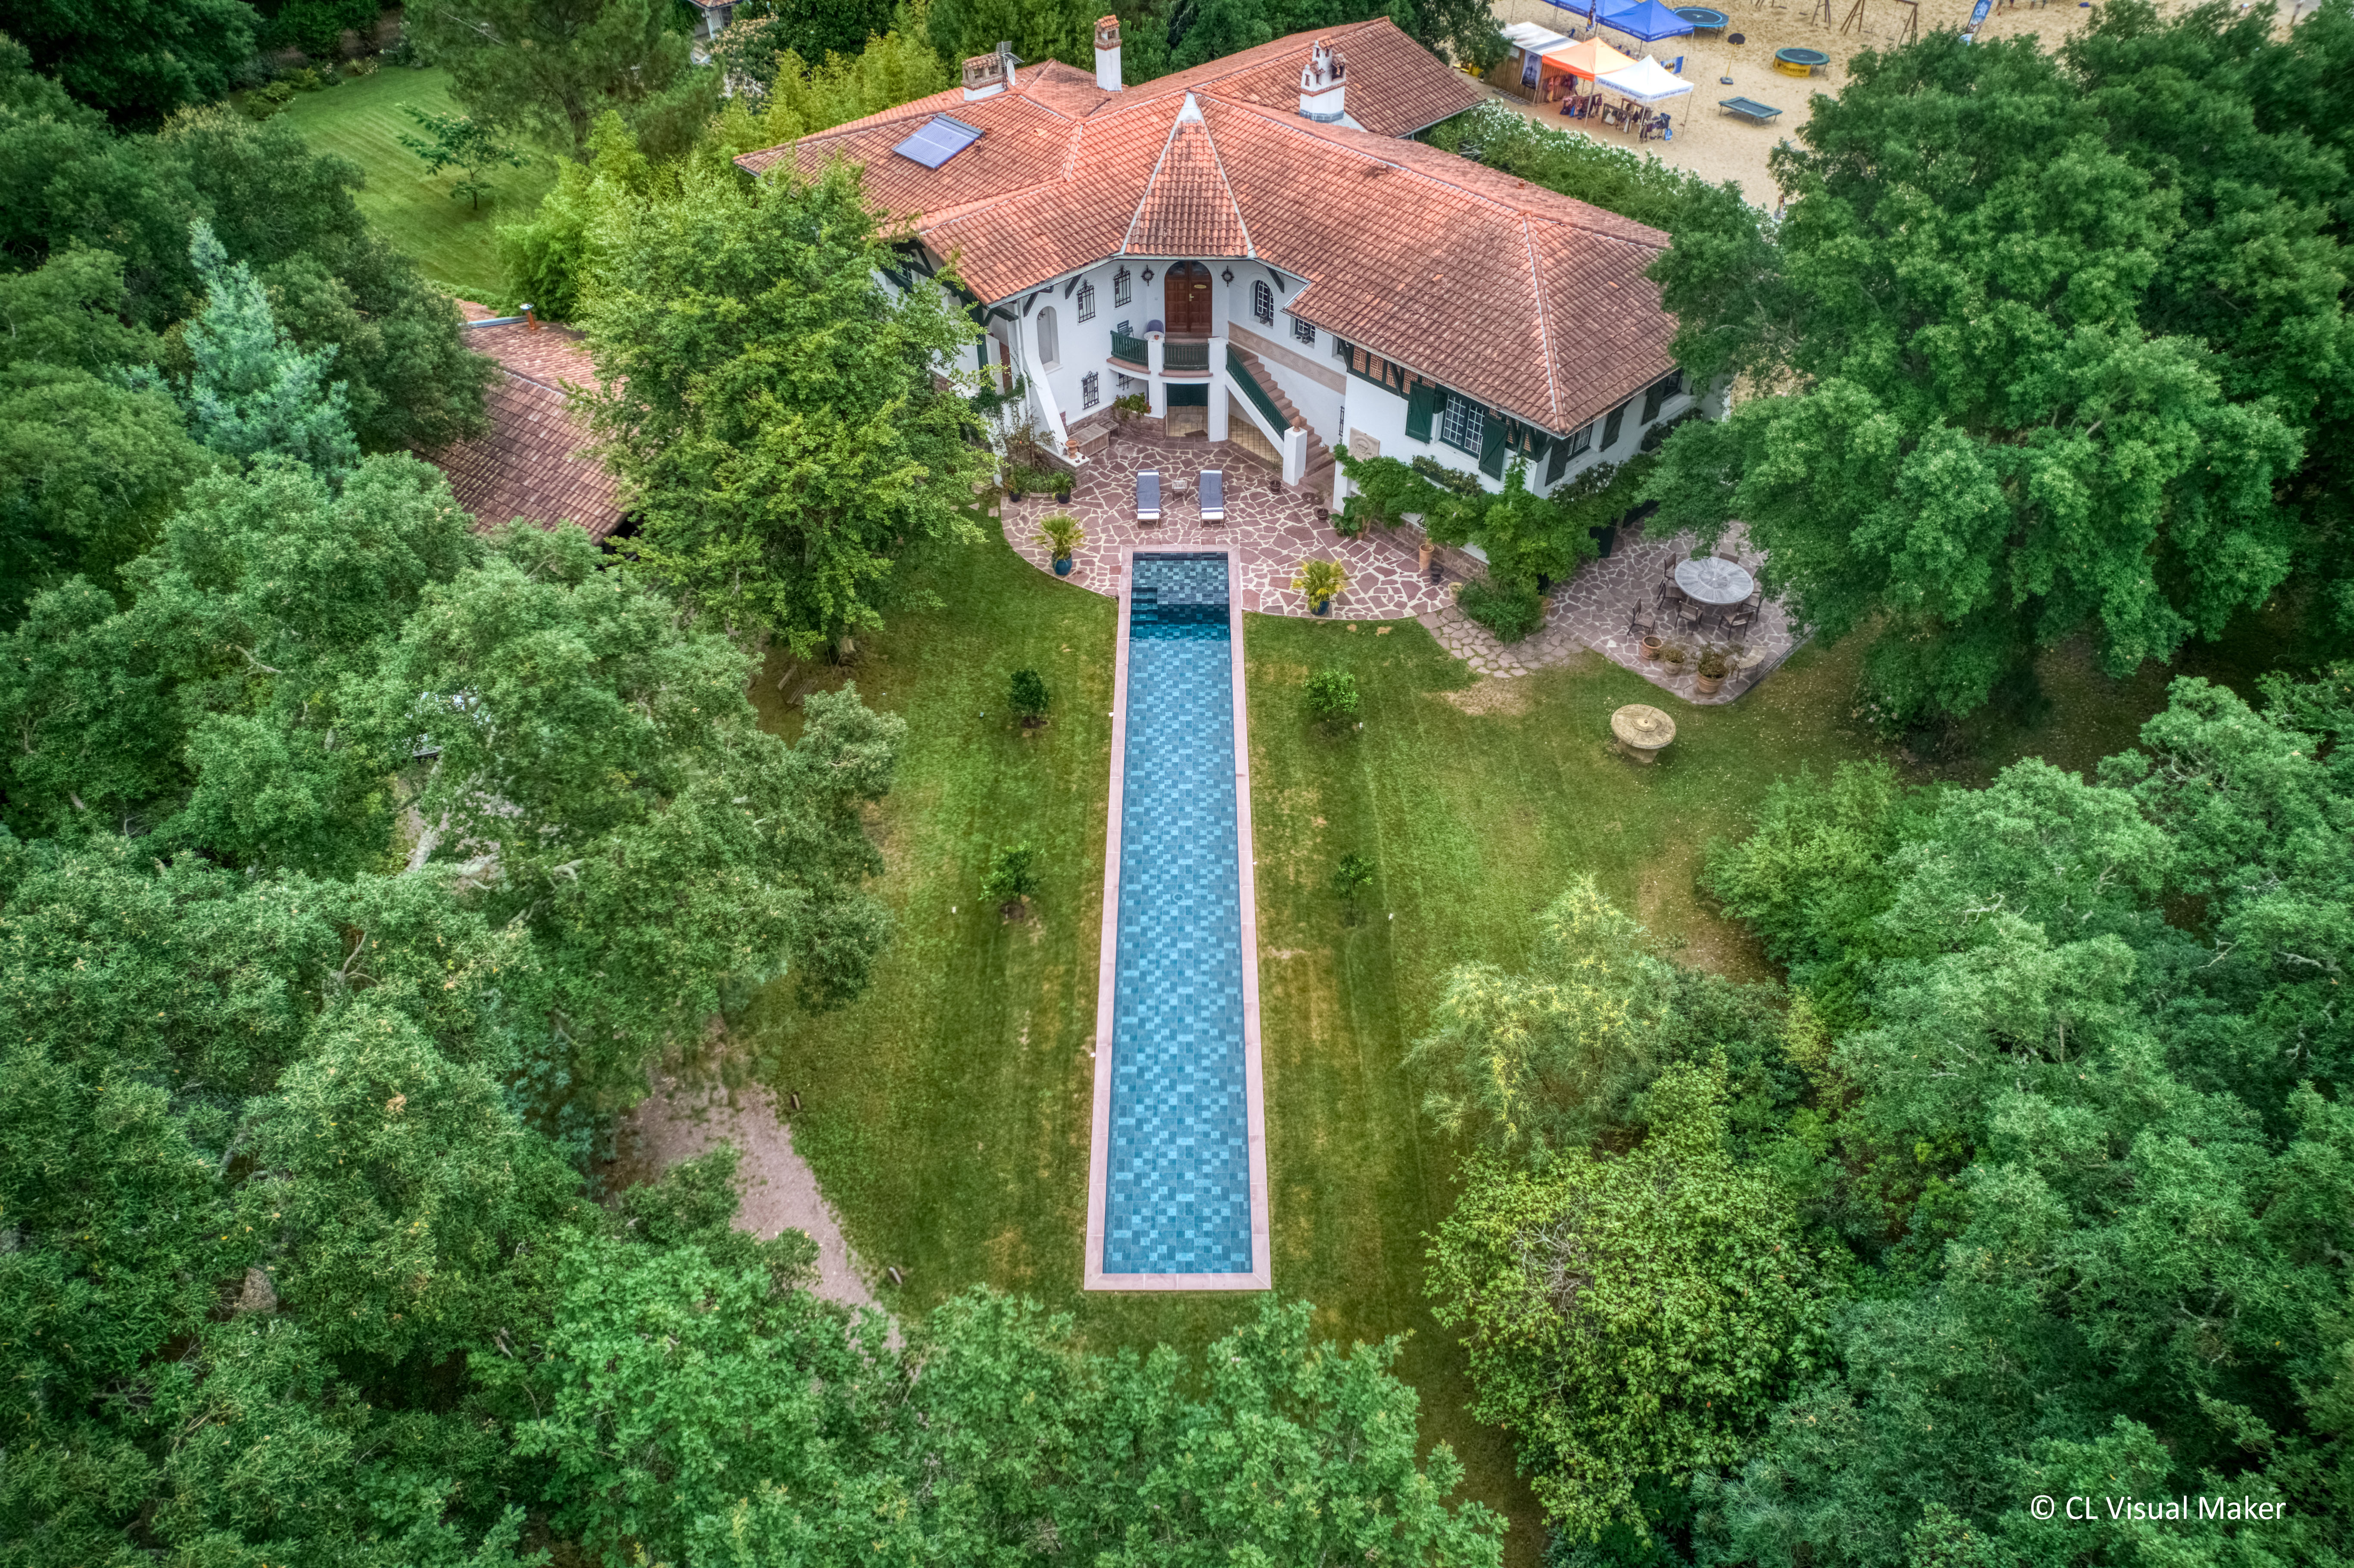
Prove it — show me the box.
[1641,380,1666,422]
[1478,409,1507,477]
[1545,432,1570,485]
[1602,402,1627,449]
[1405,381,1437,442]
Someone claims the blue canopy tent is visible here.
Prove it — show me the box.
[1596,0,1695,41]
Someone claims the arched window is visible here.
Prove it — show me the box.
[1036,307,1059,368]
[1251,279,1274,325]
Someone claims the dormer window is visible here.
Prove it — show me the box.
[1251,279,1274,325]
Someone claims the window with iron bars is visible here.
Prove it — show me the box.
[1076,282,1096,321]
[1290,316,1315,345]
[1251,279,1274,325]
[1112,267,1131,305]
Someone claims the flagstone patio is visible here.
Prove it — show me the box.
[999,434,1799,705]
[1000,434,1452,619]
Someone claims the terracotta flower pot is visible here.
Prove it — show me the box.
[1694,670,1722,695]
[1640,635,1663,662]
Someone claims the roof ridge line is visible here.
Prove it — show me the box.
[1192,100,1257,260]
[1224,102,1533,221]
[1520,214,1563,428]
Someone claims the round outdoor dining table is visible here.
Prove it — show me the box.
[1675,555,1754,605]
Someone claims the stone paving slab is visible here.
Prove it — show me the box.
[1000,436,1798,706]
[1000,433,1452,620]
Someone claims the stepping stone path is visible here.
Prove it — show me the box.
[1003,432,1799,705]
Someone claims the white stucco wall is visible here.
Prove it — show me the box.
[887,254,1702,481]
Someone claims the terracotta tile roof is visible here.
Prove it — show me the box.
[422,313,625,541]
[1123,100,1251,258]
[1111,17,1480,138]
[735,20,1674,434]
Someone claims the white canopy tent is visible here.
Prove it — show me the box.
[1594,54,1694,105]
[1498,21,1572,50]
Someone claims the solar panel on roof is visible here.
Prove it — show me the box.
[891,114,984,169]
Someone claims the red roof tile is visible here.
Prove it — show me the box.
[737,20,1675,434]
[420,320,625,541]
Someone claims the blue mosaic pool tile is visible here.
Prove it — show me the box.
[1103,554,1253,1274]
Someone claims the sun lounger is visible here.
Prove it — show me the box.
[1719,96,1783,124]
[1198,468,1224,523]
[1136,468,1161,523]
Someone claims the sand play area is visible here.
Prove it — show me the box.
[1483,0,2122,204]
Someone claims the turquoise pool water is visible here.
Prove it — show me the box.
[1102,553,1252,1274]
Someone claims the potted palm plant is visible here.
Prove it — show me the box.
[1292,557,1349,616]
[1033,513,1084,576]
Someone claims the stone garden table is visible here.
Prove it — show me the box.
[1611,703,1677,764]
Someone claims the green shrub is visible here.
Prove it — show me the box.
[981,842,1041,904]
[1303,667,1360,725]
[1332,852,1374,923]
[1458,579,1544,643]
[1700,761,1924,1024]
[1412,455,1485,498]
[1009,669,1049,722]
[285,67,324,91]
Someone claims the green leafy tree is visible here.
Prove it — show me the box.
[1408,879,1670,1158]
[717,0,902,77]
[379,524,906,1089]
[398,107,531,209]
[580,157,989,654]
[0,364,207,621]
[1427,1061,1822,1541]
[408,0,695,156]
[0,0,256,124]
[1676,669,2354,1566]
[1644,28,2317,723]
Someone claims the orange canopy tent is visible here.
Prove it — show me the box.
[1538,36,1637,78]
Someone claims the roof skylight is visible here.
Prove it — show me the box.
[892,115,984,169]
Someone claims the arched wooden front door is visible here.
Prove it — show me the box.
[1163,261,1212,337]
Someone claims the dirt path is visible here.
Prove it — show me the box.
[617,1072,887,1316]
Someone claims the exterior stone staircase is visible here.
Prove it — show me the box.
[1229,346,1337,506]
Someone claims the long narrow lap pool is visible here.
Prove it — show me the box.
[1084,551,1269,1289]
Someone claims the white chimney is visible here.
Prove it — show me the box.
[1298,37,1346,122]
[1094,15,1123,91]
[962,50,1004,100]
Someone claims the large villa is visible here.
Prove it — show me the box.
[738,16,1709,512]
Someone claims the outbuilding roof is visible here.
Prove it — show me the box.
[737,19,1680,436]
[423,308,625,542]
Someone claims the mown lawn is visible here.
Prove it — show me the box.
[740,523,1903,1560]
[276,66,553,303]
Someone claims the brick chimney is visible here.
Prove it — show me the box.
[1094,15,1122,91]
[963,44,1013,100]
[1298,38,1346,123]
